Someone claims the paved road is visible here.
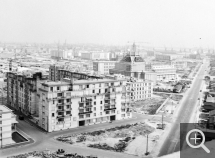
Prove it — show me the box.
[0,110,172,158]
[158,62,206,157]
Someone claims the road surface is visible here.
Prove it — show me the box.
[0,110,171,158]
[158,62,207,157]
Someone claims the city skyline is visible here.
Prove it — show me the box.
[0,0,215,48]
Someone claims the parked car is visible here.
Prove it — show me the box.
[19,115,24,120]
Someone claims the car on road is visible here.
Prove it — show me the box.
[18,115,24,120]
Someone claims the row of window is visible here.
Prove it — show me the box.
[79,110,116,119]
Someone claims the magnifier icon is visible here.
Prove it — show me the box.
[186,129,210,153]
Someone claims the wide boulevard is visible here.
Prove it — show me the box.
[158,62,207,156]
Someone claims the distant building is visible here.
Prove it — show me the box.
[143,71,157,85]
[171,60,188,70]
[51,49,74,60]
[38,78,132,132]
[155,54,173,61]
[0,105,17,147]
[147,51,155,56]
[151,65,177,81]
[81,51,110,60]
[93,61,117,75]
[155,53,183,62]
[189,53,201,59]
[49,65,102,82]
[145,63,152,71]
[110,43,145,79]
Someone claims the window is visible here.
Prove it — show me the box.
[79,115,84,119]
[66,99,70,103]
[57,87,60,90]
[57,93,62,97]
[92,90,95,93]
[94,113,96,116]
[53,100,55,104]
[50,87,53,91]
[100,112,102,115]
[100,101,102,104]
[66,111,71,115]
[52,113,55,117]
[86,114,90,118]
[105,111,110,114]
[121,114,125,117]
[87,85,89,88]
[94,96,96,99]
[100,106,102,110]
[94,107,96,111]
[67,105,70,109]
[94,101,96,105]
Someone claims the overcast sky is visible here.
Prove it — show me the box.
[0,0,215,48]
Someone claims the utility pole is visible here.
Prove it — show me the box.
[162,113,164,130]
[145,134,150,155]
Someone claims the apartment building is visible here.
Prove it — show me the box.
[93,61,117,75]
[126,79,153,101]
[155,54,173,61]
[50,49,74,60]
[151,65,177,81]
[171,60,188,70]
[49,65,102,82]
[0,105,17,147]
[37,78,132,132]
[7,72,47,116]
[105,74,153,101]
[81,51,110,60]
[110,43,145,79]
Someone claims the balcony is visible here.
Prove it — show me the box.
[57,115,65,118]
[79,99,92,103]
[79,106,84,110]
[57,103,64,106]
[57,109,65,112]
[104,106,116,111]
[78,111,92,115]
[56,121,65,124]
[85,105,93,108]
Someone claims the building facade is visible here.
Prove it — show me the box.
[93,61,117,75]
[0,105,17,147]
[171,60,188,70]
[7,72,47,116]
[151,65,177,81]
[38,78,132,132]
[105,74,153,101]
[49,65,102,82]
[81,51,110,60]
[110,43,145,79]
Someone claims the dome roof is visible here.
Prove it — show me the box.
[121,55,144,63]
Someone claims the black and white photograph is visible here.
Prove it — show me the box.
[0,0,214,158]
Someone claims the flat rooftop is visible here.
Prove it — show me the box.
[0,105,12,114]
